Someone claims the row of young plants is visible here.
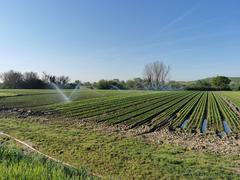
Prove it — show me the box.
[123,92,197,128]
[214,93,240,132]
[65,93,173,118]
[169,92,204,130]
[208,92,223,132]
[148,92,200,131]
[62,95,175,120]
[184,92,208,132]
[170,92,240,133]
[56,93,148,111]
[55,90,240,134]
[99,92,191,124]
[58,93,171,118]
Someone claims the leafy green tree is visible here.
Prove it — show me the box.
[126,80,136,89]
[211,76,231,90]
[196,80,211,88]
[96,79,127,90]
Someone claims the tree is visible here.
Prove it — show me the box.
[126,80,136,89]
[167,81,186,90]
[143,61,170,89]
[41,72,70,88]
[24,72,39,81]
[143,64,154,88]
[0,70,23,89]
[84,82,93,88]
[96,79,126,90]
[96,80,109,89]
[56,76,70,86]
[20,72,45,89]
[42,72,51,83]
[132,78,145,89]
[211,76,231,90]
[196,80,212,89]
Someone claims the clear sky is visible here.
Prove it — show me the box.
[0,0,240,82]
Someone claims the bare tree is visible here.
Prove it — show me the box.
[143,61,170,89]
[42,72,51,83]
[0,70,23,89]
[143,64,154,88]
[57,76,70,86]
[160,63,170,84]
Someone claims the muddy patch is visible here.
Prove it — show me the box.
[0,107,57,118]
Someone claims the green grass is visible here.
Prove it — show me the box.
[0,92,18,97]
[0,138,96,179]
[0,118,239,179]
[222,91,240,107]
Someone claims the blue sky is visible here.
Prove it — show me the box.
[0,0,240,82]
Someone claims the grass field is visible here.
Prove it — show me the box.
[0,137,95,179]
[0,89,240,179]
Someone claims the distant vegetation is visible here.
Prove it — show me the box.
[0,70,73,89]
[186,76,232,91]
[0,61,239,91]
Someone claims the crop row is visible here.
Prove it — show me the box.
[58,93,171,116]
[56,91,240,134]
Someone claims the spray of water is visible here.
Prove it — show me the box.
[51,83,99,103]
[110,85,121,90]
[69,84,81,99]
[51,83,71,103]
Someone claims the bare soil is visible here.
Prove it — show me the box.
[1,107,240,155]
[63,118,240,155]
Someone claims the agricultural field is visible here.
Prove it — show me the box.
[0,89,240,179]
[0,89,153,108]
[55,91,240,135]
[0,90,240,135]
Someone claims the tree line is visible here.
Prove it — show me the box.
[0,61,172,90]
[0,70,149,90]
[186,76,232,91]
[0,70,74,89]
[0,61,236,91]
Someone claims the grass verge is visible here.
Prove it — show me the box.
[0,137,96,179]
